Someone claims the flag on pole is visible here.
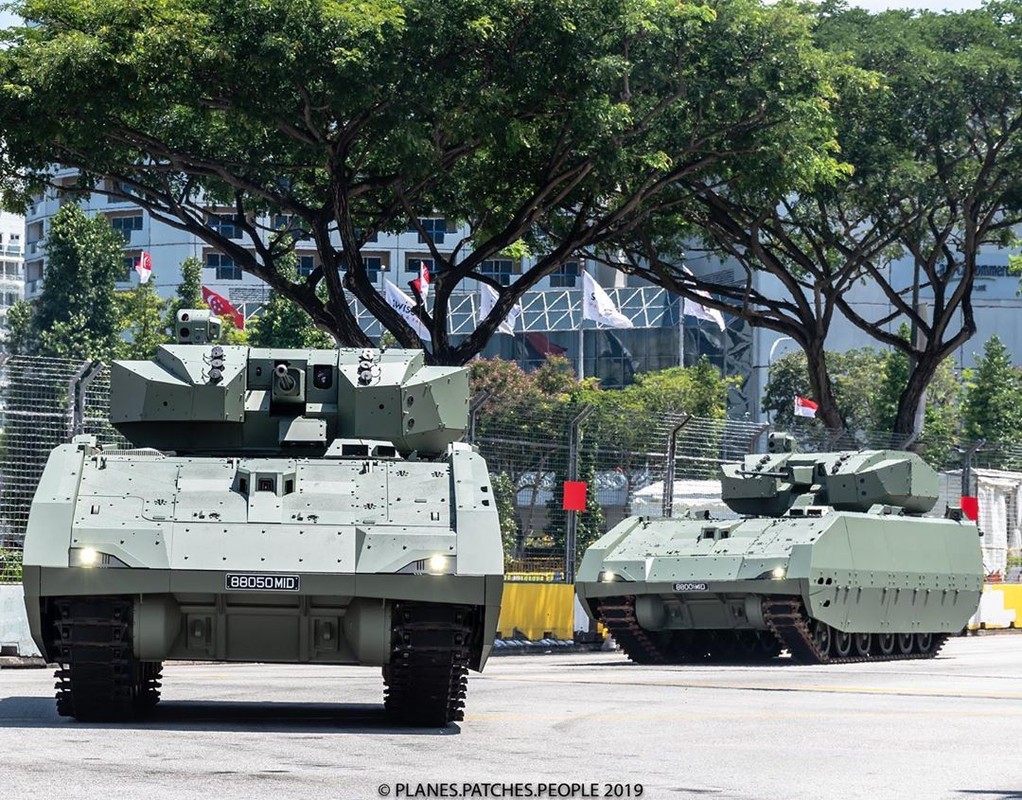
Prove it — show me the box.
[681,266,726,331]
[384,280,432,342]
[794,396,819,418]
[135,251,153,285]
[477,282,521,335]
[410,261,431,304]
[201,286,245,329]
[581,270,633,329]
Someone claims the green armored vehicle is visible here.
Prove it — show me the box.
[577,433,982,664]
[22,311,504,725]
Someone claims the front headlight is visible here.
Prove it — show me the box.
[771,566,786,580]
[396,554,456,575]
[69,548,127,568]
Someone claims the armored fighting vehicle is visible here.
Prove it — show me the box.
[22,311,504,725]
[577,433,982,664]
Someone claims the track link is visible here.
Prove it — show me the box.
[595,596,779,665]
[762,597,949,664]
[383,602,475,726]
[50,597,162,721]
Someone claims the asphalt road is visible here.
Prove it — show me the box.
[1,635,1021,800]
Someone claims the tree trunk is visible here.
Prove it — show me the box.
[803,339,843,430]
[894,351,942,436]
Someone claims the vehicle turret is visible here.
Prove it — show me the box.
[109,333,469,456]
[719,433,939,517]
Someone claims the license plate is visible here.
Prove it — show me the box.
[673,582,709,592]
[225,573,301,592]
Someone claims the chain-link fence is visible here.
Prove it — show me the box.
[1,354,1019,584]
[0,356,125,555]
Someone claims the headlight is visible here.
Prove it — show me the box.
[598,570,617,583]
[69,548,127,568]
[396,554,456,575]
[771,566,786,580]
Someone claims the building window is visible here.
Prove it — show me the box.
[297,254,317,277]
[550,260,579,288]
[409,217,453,245]
[4,291,16,307]
[208,213,243,240]
[480,259,513,286]
[206,252,242,280]
[364,256,383,283]
[272,214,311,241]
[120,254,138,283]
[110,215,143,243]
[406,256,437,277]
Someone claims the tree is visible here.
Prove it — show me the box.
[118,280,169,359]
[12,203,124,360]
[763,348,888,431]
[0,0,843,363]
[960,335,1022,447]
[614,4,1022,433]
[247,256,336,348]
[164,256,205,333]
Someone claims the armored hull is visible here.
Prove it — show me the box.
[23,327,503,725]
[577,438,983,664]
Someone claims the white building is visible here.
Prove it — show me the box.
[0,211,25,347]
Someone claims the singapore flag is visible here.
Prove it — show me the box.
[794,396,819,418]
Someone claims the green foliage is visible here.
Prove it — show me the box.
[961,335,1022,447]
[491,472,520,567]
[247,257,334,349]
[165,256,206,333]
[0,0,846,362]
[0,547,23,583]
[764,348,886,430]
[15,203,124,360]
[574,461,606,566]
[118,279,169,359]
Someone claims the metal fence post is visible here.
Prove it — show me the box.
[960,439,985,497]
[65,360,93,440]
[564,405,595,584]
[467,391,491,445]
[661,417,691,518]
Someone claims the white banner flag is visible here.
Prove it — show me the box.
[582,270,633,329]
[478,282,521,335]
[384,280,432,342]
[681,266,726,331]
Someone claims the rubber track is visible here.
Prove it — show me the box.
[383,602,474,726]
[762,597,949,665]
[595,597,779,665]
[51,597,162,721]
[595,596,672,664]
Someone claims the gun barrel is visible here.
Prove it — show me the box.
[274,363,296,392]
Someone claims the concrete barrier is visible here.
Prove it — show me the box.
[0,584,41,657]
[496,582,575,641]
[969,583,1022,630]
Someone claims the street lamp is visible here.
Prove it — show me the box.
[764,336,795,424]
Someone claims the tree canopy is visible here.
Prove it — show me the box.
[0,0,843,364]
[9,202,124,360]
[616,2,1022,433]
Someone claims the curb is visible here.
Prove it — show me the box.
[0,656,48,669]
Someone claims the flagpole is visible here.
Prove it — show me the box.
[578,325,584,379]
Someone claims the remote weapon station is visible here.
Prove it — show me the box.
[577,433,982,664]
[22,311,504,725]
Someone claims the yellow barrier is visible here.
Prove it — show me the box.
[497,582,575,641]
[969,583,1022,630]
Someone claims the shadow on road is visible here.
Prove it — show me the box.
[0,696,460,735]
[956,792,1022,799]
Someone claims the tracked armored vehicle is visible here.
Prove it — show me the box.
[22,311,503,725]
[577,433,982,664]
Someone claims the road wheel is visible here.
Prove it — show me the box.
[811,619,831,657]
[896,633,915,654]
[833,629,853,658]
[853,633,872,657]
[876,633,896,655]
[915,632,935,654]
